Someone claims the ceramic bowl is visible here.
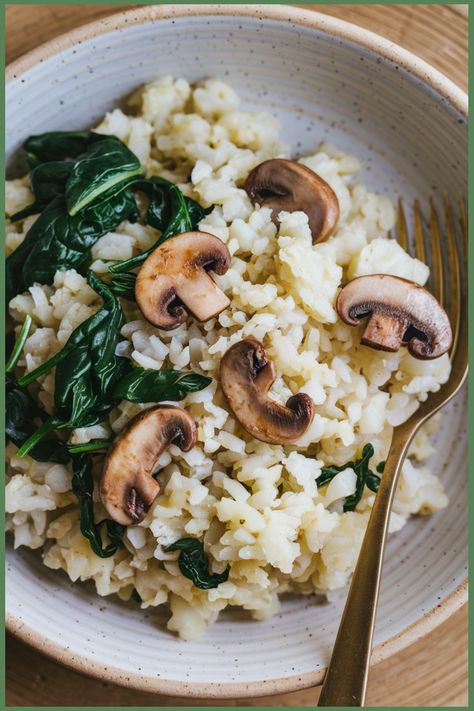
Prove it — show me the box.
[6,4,467,698]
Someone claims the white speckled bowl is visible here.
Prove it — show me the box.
[6,4,467,698]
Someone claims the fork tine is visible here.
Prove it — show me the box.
[443,197,461,356]
[428,198,444,305]
[396,199,408,251]
[413,200,426,263]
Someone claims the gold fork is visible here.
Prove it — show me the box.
[318,198,468,707]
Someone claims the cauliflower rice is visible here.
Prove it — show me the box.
[6,77,450,640]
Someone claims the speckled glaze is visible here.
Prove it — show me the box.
[6,4,467,699]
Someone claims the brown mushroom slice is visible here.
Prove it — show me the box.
[100,405,197,525]
[244,158,339,244]
[135,231,231,330]
[336,274,452,359]
[220,336,314,444]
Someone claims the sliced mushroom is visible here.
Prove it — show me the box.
[219,336,314,444]
[135,231,231,330]
[244,158,339,244]
[100,405,196,525]
[336,274,452,359]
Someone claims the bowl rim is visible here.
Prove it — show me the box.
[6,2,468,118]
[5,2,468,699]
[6,580,467,698]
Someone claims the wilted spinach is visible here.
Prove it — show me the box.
[23,130,105,166]
[343,444,380,511]
[6,186,139,301]
[131,589,142,603]
[366,470,383,493]
[52,295,127,427]
[6,307,122,555]
[79,175,140,226]
[113,368,212,403]
[6,376,70,464]
[67,439,112,455]
[17,272,212,457]
[109,271,137,301]
[109,177,208,274]
[17,272,129,455]
[5,315,32,373]
[20,272,122,386]
[10,161,74,221]
[316,443,381,512]
[134,176,208,233]
[72,453,124,558]
[5,317,70,464]
[7,135,209,301]
[6,129,218,559]
[65,136,142,215]
[167,538,230,589]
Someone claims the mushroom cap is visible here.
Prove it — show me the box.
[219,336,314,444]
[100,405,196,525]
[135,231,231,330]
[244,158,339,244]
[336,274,452,359]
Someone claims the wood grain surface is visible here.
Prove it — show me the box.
[6,4,468,707]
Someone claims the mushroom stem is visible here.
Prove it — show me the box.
[176,269,230,322]
[361,312,408,352]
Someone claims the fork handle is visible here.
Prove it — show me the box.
[318,426,412,707]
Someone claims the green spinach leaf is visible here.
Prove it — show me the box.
[6,187,138,301]
[366,471,381,493]
[167,538,230,590]
[17,273,131,455]
[112,368,211,403]
[109,271,137,301]
[5,319,70,464]
[80,177,139,227]
[23,130,105,167]
[67,439,112,455]
[136,177,207,232]
[6,376,70,464]
[20,271,122,386]
[5,315,32,373]
[131,589,142,603]
[71,453,124,558]
[343,444,378,511]
[65,136,142,215]
[316,443,381,512]
[9,161,74,221]
[183,193,210,230]
[52,274,127,424]
[315,464,343,488]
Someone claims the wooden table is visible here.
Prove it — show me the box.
[6,4,468,707]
